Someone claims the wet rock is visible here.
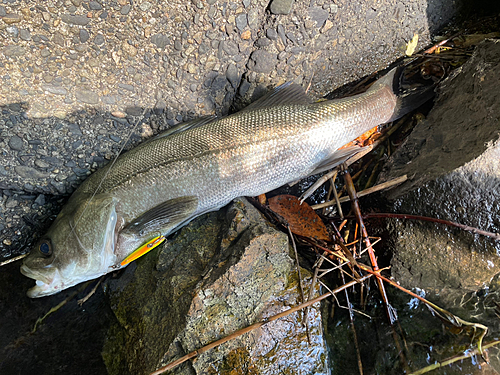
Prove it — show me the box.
[226,63,240,89]
[380,40,500,295]
[247,50,277,73]
[103,198,328,375]
[269,0,294,15]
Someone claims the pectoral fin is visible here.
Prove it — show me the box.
[123,196,199,237]
[242,82,311,111]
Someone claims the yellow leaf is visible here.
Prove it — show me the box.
[406,33,419,56]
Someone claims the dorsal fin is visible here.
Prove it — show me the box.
[149,116,217,142]
[242,82,311,111]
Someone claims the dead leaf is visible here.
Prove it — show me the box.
[268,195,330,241]
[339,125,381,149]
[406,33,419,56]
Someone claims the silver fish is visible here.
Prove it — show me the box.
[21,68,431,297]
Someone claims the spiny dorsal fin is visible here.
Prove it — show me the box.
[150,116,217,141]
[242,82,311,111]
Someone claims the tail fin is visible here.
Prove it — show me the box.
[370,67,436,122]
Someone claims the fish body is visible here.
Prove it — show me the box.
[21,68,430,297]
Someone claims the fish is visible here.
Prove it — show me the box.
[20,67,432,297]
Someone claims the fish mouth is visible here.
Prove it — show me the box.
[20,264,63,298]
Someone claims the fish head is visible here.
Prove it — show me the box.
[21,194,122,298]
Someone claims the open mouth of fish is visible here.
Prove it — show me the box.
[20,264,64,298]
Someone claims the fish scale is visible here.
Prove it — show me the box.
[21,67,432,297]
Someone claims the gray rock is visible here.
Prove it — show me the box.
[308,7,329,27]
[41,85,68,95]
[151,33,170,49]
[266,28,278,40]
[19,28,30,41]
[34,194,46,206]
[2,45,26,57]
[14,166,49,179]
[40,48,51,58]
[34,159,50,168]
[60,14,91,26]
[120,4,131,15]
[0,6,6,17]
[222,40,238,56]
[5,197,17,209]
[89,1,102,10]
[173,39,182,51]
[79,29,89,43]
[94,34,105,45]
[75,89,99,104]
[235,13,247,31]
[6,26,18,38]
[269,0,294,15]
[8,135,23,150]
[139,1,152,11]
[247,50,278,73]
[118,83,134,92]
[226,63,239,89]
[102,198,329,375]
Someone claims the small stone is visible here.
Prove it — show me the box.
[111,111,127,118]
[42,12,51,21]
[94,34,105,45]
[122,42,137,57]
[41,85,68,95]
[2,13,22,24]
[2,45,25,57]
[6,26,18,38]
[79,29,89,43]
[118,83,135,92]
[226,64,239,89]
[19,28,30,41]
[151,33,170,49]
[235,13,247,31]
[120,4,131,15]
[15,166,49,179]
[41,48,51,57]
[89,1,102,10]
[187,63,197,74]
[8,135,23,150]
[247,50,277,73]
[266,28,278,40]
[0,6,6,17]
[34,194,46,206]
[3,239,12,246]
[243,0,251,8]
[189,83,197,92]
[241,30,251,40]
[138,1,152,11]
[308,7,328,27]
[61,14,91,26]
[5,197,18,209]
[256,37,270,47]
[269,0,294,15]
[321,19,333,33]
[174,39,182,51]
[75,89,99,104]
[35,159,50,168]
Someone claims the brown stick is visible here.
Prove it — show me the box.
[342,167,394,324]
[149,274,373,375]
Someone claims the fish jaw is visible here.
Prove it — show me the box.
[21,263,67,298]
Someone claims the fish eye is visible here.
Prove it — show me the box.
[39,239,52,257]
